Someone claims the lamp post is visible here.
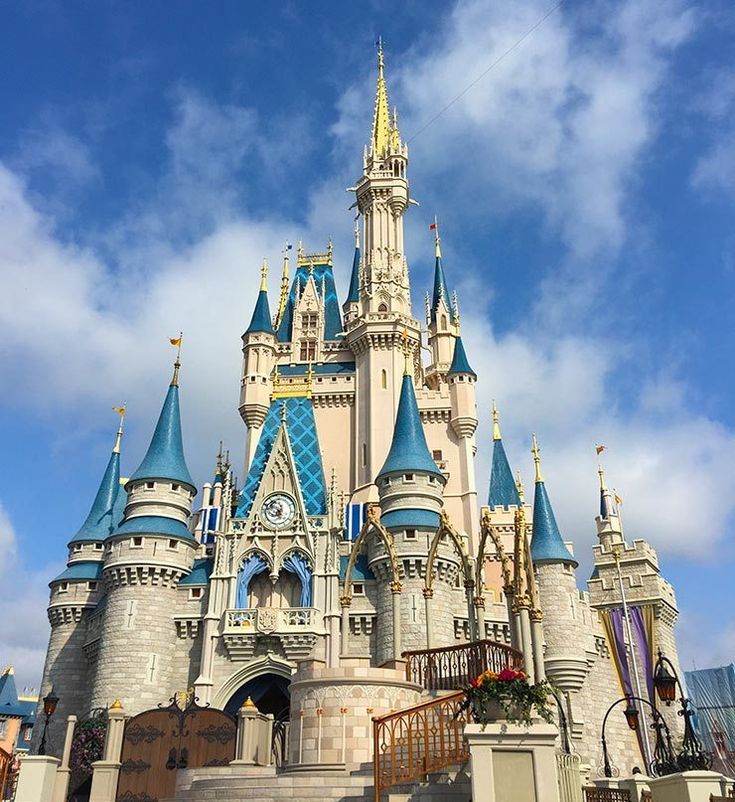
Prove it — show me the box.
[600,695,677,778]
[37,687,59,756]
[653,650,712,772]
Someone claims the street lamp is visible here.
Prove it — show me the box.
[38,687,59,756]
[653,650,712,772]
[600,695,677,778]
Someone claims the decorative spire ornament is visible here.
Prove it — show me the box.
[531,433,543,483]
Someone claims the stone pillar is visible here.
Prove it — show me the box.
[618,773,652,802]
[475,596,486,640]
[340,597,350,658]
[89,703,126,802]
[518,607,535,683]
[464,581,477,641]
[233,699,274,766]
[15,757,60,802]
[465,721,560,802]
[52,714,77,802]
[423,588,434,649]
[391,582,402,659]
[531,612,546,683]
[647,770,727,802]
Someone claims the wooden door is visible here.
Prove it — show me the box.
[181,705,237,769]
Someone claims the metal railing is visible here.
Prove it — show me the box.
[582,788,631,802]
[403,639,523,690]
[372,690,470,802]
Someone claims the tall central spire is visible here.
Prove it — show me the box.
[371,39,400,157]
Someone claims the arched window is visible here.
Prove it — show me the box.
[378,302,388,313]
[441,314,447,330]
[381,369,387,389]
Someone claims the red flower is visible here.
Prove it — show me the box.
[498,668,525,682]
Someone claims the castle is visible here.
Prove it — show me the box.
[35,45,684,786]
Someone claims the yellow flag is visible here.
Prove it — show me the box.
[112,406,126,416]
[614,494,623,506]
[169,336,182,347]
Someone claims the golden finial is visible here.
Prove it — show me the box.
[402,327,411,376]
[112,404,126,453]
[110,699,123,710]
[516,471,525,504]
[1,666,13,676]
[260,259,268,291]
[275,247,290,331]
[492,400,501,441]
[243,696,256,709]
[531,433,543,483]
[169,332,183,386]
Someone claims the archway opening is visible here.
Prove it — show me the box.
[223,671,290,720]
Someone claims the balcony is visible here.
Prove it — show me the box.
[222,607,321,662]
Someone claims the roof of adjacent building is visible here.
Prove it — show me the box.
[129,382,194,488]
[276,260,343,342]
[50,561,103,585]
[379,508,440,530]
[339,554,375,581]
[246,287,275,335]
[113,514,196,542]
[179,558,213,586]
[448,335,476,378]
[531,480,577,567]
[488,437,521,508]
[236,396,327,518]
[0,669,36,721]
[377,374,444,481]
[70,448,122,544]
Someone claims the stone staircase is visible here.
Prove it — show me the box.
[173,762,471,802]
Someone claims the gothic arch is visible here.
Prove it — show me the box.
[341,505,400,601]
[212,653,294,709]
[475,509,512,592]
[424,509,473,593]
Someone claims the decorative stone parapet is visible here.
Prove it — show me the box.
[647,770,728,802]
[288,660,422,769]
[465,721,561,802]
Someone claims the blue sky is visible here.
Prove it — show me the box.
[1,0,734,691]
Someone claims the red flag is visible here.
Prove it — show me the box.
[429,223,437,230]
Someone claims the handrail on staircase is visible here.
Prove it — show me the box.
[372,690,469,802]
[402,638,523,691]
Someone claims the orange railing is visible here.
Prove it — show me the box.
[373,690,470,802]
[403,639,523,691]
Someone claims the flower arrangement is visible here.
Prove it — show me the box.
[69,714,107,774]
[458,667,555,727]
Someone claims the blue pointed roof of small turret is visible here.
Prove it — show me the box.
[431,251,452,323]
[530,445,577,567]
[246,282,275,335]
[448,335,476,378]
[488,408,521,508]
[346,227,361,304]
[377,372,444,480]
[70,439,123,544]
[129,368,194,488]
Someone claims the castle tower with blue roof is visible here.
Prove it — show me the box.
[35,42,685,781]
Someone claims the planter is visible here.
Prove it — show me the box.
[471,697,523,724]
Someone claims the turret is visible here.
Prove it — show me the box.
[372,351,452,660]
[90,354,197,713]
[488,402,521,509]
[239,262,277,468]
[447,331,477,438]
[35,414,126,755]
[529,434,588,697]
[426,225,456,384]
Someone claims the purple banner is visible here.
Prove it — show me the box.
[630,606,654,701]
[609,607,633,696]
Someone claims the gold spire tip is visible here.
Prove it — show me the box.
[531,433,543,483]
[492,400,501,441]
[516,471,525,504]
[169,332,183,386]
[260,259,268,291]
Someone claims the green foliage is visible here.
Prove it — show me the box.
[458,667,555,727]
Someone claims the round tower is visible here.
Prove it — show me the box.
[90,358,197,714]
[239,262,276,468]
[369,356,457,664]
[529,435,588,695]
[34,417,125,755]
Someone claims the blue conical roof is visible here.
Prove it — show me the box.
[431,253,452,324]
[70,447,122,544]
[448,335,476,378]
[377,374,444,480]
[246,288,274,335]
[488,437,521,508]
[0,669,18,708]
[129,381,194,487]
[531,480,577,567]
[346,239,360,304]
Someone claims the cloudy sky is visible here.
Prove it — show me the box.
[1,0,734,691]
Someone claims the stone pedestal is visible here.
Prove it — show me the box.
[89,704,127,802]
[15,756,60,802]
[618,773,652,801]
[52,714,77,802]
[465,721,560,802]
[232,700,274,766]
[648,770,726,802]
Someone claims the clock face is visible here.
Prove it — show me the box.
[261,493,296,529]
